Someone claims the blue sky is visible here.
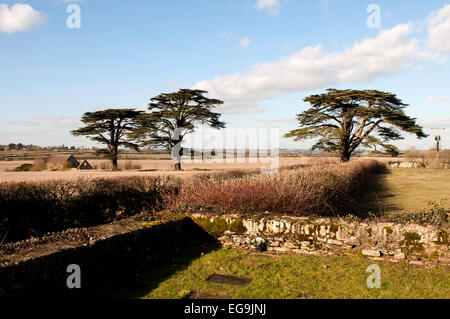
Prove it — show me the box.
[0,0,449,150]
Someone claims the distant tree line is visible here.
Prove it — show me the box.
[0,143,42,151]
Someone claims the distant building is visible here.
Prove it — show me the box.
[45,154,80,170]
[77,160,93,170]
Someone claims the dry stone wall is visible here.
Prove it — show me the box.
[192,214,449,267]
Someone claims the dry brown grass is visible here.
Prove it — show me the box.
[165,159,385,217]
[0,157,307,182]
[403,148,450,169]
[0,156,399,183]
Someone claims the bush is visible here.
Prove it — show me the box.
[404,147,450,169]
[165,160,385,218]
[193,169,259,183]
[32,158,47,171]
[121,160,142,171]
[12,164,33,172]
[0,176,178,243]
[12,159,46,172]
[393,199,449,226]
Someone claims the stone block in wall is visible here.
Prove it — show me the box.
[362,249,382,257]
[327,239,343,246]
[394,252,406,259]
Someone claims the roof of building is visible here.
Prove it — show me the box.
[78,160,93,169]
[45,154,79,165]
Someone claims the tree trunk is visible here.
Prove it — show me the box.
[340,151,351,162]
[112,147,119,170]
[170,145,182,171]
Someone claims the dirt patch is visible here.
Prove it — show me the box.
[206,274,253,287]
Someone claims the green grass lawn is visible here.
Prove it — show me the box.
[370,168,450,215]
[112,249,449,299]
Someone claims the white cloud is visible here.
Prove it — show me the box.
[427,4,450,54]
[319,0,330,13]
[260,117,297,124]
[0,4,46,34]
[220,32,232,43]
[34,115,81,129]
[53,0,85,3]
[240,36,251,48]
[194,23,424,113]
[426,96,450,104]
[6,115,81,130]
[254,0,280,15]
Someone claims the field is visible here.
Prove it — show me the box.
[0,150,172,161]
[372,168,450,215]
[0,156,397,183]
[0,157,313,182]
[112,248,450,299]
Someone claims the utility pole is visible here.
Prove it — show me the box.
[431,128,445,152]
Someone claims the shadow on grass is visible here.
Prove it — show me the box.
[357,166,400,217]
[104,237,221,299]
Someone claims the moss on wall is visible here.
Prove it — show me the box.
[435,229,448,245]
[401,232,425,256]
[192,217,247,237]
[384,226,393,235]
[229,219,247,234]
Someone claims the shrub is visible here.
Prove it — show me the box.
[98,161,113,170]
[12,159,46,172]
[404,147,450,169]
[12,164,33,172]
[193,169,259,183]
[165,160,385,218]
[425,150,450,169]
[0,176,178,243]
[32,158,47,171]
[62,161,73,170]
[393,199,449,226]
[121,160,142,171]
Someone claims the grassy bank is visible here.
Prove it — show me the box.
[112,248,449,299]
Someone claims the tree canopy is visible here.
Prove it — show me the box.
[133,89,225,170]
[71,108,143,169]
[285,89,428,162]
